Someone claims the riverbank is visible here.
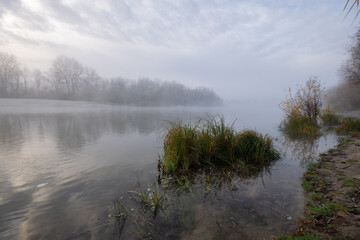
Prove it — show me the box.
[290,133,360,239]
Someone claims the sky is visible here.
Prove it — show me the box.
[0,0,358,101]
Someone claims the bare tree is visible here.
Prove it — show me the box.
[33,69,43,95]
[340,28,360,85]
[81,67,100,100]
[0,52,22,97]
[48,56,84,98]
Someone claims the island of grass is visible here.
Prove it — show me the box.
[158,115,280,177]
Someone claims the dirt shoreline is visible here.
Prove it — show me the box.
[293,133,360,239]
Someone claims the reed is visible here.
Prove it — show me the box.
[160,115,280,175]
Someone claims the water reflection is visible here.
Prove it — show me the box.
[0,100,339,240]
[280,135,320,167]
[279,129,338,167]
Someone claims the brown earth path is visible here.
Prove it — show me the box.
[295,134,360,239]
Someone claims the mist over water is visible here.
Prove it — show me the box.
[0,99,339,239]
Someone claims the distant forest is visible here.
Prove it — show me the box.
[0,52,222,106]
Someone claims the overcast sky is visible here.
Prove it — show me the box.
[0,0,358,100]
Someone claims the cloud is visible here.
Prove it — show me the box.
[0,0,356,100]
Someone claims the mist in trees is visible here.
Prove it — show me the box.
[0,52,222,106]
[326,27,360,110]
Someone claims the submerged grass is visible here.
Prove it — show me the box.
[336,118,360,134]
[279,116,321,138]
[160,115,280,175]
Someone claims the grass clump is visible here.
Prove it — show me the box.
[302,180,314,192]
[338,137,352,146]
[319,107,341,125]
[306,163,318,172]
[308,192,324,202]
[343,178,360,187]
[279,116,320,138]
[336,118,360,134]
[160,115,280,175]
[277,233,322,240]
[308,202,335,216]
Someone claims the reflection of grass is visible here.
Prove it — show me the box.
[160,115,280,175]
[336,118,360,134]
[279,116,321,138]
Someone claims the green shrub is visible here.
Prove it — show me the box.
[279,116,321,138]
[160,116,280,175]
[336,118,360,134]
[320,107,341,125]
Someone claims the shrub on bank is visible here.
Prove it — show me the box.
[320,107,341,125]
[279,77,325,138]
[336,118,360,134]
[279,116,321,138]
[160,116,280,175]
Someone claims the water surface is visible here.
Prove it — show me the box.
[0,99,338,239]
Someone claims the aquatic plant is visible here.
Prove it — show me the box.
[129,186,167,217]
[319,107,341,125]
[336,118,360,134]
[159,115,280,175]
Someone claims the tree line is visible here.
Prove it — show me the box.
[0,53,222,106]
[326,27,360,110]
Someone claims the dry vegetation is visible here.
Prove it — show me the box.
[279,77,326,138]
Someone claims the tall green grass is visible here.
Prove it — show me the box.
[279,116,320,138]
[160,116,280,175]
[336,118,360,134]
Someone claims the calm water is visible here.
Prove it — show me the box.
[0,99,338,240]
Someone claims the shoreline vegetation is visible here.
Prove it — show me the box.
[278,115,360,240]
[278,72,360,239]
[279,77,326,139]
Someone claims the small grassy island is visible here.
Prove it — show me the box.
[159,115,280,176]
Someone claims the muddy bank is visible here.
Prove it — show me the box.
[293,134,360,239]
